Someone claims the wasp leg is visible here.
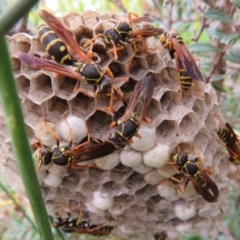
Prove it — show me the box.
[112,85,127,106]
[86,42,94,59]
[134,132,141,139]
[127,41,138,72]
[166,161,182,174]
[104,67,115,80]
[106,88,116,114]
[95,88,116,114]
[63,115,73,147]
[110,121,117,128]
[84,34,105,48]
[143,116,151,123]
[107,42,124,61]
[73,80,81,92]
[34,138,45,174]
[161,165,183,182]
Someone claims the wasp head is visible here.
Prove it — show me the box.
[37,147,53,165]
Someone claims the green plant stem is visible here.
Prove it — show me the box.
[0,181,36,230]
[0,37,54,240]
[0,0,38,36]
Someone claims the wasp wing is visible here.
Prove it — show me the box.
[17,52,83,81]
[129,16,153,23]
[38,10,92,64]
[189,170,219,203]
[130,28,164,38]
[65,141,116,163]
[121,73,154,123]
[171,37,203,82]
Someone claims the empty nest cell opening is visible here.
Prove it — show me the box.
[68,92,95,119]
[109,62,128,79]
[192,98,208,120]
[52,75,79,99]
[128,57,149,78]
[156,120,179,144]
[159,67,178,91]
[15,74,30,97]
[21,99,43,126]
[179,112,200,139]
[160,90,180,113]
[29,73,53,104]
[42,96,69,119]
[11,57,21,75]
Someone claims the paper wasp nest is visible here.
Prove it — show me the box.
[1,10,230,239]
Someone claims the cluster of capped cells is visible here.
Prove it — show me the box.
[0,10,231,239]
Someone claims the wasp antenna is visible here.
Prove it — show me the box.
[36,160,43,174]
[86,120,91,143]
[63,116,72,147]
[76,203,83,225]
[43,118,60,147]
[214,114,226,127]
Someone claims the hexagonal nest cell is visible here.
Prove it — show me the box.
[1,10,231,240]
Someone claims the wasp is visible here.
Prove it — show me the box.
[215,115,240,166]
[52,205,113,235]
[64,73,154,164]
[34,118,100,173]
[159,30,203,100]
[18,9,126,114]
[34,118,73,173]
[166,151,219,203]
[84,12,164,60]
[154,232,167,240]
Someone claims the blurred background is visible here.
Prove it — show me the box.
[1,0,240,239]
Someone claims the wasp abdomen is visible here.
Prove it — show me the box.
[37,23,73,65]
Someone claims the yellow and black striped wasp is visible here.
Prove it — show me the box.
[166,151,219,203]
[159,30,203,100]
[37,23,73,65]
[52,205,113,235]
[215,115,240,166]
[84,12,164,60]
[34,118,100,173]
[64,73,154,164]
[18,10,126,114]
